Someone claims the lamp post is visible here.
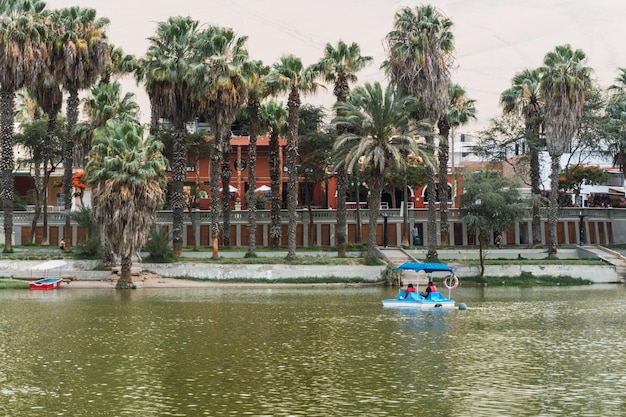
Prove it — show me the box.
[578,211,585,246]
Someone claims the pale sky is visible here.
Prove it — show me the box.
[45,0,626,132]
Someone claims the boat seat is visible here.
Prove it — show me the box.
[425,291,448,302]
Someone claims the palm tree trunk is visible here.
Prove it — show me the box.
[548,153,560,257]
[0,89,15,250]
[286,89,300,259]
[29,165,42,244]
[366,175,384,260]
[336,166,347,256]
[247,99,260,256]
[42,114,56,246]
[269,132,281,248]
[116,255,134,289]
[438,133,450,246]
[401,166,409,246]
[171,128,188,257]
[63,90,80,247]
[221,131,232,247]
[426,133,438,259]
[210,120,223,258]
[529,142,542,246]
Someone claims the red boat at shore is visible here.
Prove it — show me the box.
[28,260,66,291]
[29,278,63,290]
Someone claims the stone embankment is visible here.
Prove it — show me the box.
[2,247,624,284]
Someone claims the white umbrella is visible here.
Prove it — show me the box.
[219,185,238,193]
[254,185,271,192]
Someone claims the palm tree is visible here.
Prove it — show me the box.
[195,25,249,255]
[607,69,626,177]
[138,16,200,257]
[315,40,372,257]
[332,82,433,261]
[266,55,322,259]
[86,120,167,289]
[384,4,455,259]
[500,68,544,246]
[53,6,110,247]
[259,100,288,249]
[0,0,48,251]
[244,60,270,257]
[75,82,140,154]
[539,44,591,256]
[437,82,476,246]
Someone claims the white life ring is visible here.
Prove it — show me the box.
[443,275,459,290]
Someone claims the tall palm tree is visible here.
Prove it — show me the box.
[607,68,626,177]
[539,44,591,256]
[138,16,200,257]
[195,25,249,255]
[0,0,48,251]
[53,6,110,246]
[244,59,270,257]
[266,54,321,259]
[384,4,455,259]
[332,82,433,261]
[315,40,372,257]
[86,120,167,289]
[437,82,476,246]
[259,100,288,249]
[500,68,544,246]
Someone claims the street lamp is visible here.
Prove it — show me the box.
[579,211,585,246]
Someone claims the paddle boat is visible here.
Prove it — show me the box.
[28,260,66,291]
[382,262,459,309]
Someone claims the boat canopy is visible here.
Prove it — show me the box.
[32,260,66,270]
[394,262,454,274]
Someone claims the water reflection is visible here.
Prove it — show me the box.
[0,285,624,416]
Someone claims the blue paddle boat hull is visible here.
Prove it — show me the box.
[382,291,455,308]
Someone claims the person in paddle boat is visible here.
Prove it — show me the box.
[421,281,437,298]
[404,283,417,298]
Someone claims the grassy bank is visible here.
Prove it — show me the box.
[0,279,30,289]
[458,272,593,287]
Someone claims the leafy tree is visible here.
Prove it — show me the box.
[14,116,64,244]
[332,82,433,261]
[539,44,591,256]
[460,171,526,276]
[558,164,608,206]
[86,120,167,289]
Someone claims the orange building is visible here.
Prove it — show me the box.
[182,135,330,210]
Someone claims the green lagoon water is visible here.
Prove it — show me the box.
[0,284,624,416]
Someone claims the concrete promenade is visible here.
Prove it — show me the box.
[1,246,624,284]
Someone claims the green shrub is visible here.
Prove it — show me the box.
[144,227,175,263]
